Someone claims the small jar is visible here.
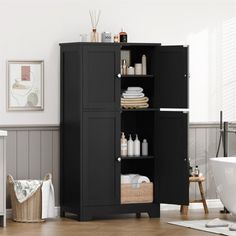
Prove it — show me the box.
[194,165,199,177]
[114,34,119,43]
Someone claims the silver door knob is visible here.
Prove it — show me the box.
[117,157,121,162]
[117,73,122,78]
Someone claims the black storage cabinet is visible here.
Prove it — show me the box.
[60,42,189,221]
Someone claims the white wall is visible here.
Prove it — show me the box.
[0,0,235,124]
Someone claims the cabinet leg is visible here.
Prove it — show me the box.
[60,209,65,217]
[148,210,160,218]
[78,214,92,221]
[136,213,141,218]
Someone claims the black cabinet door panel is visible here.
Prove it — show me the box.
[157,111,189,205]
[83,45,120,110]
[156,46,188,108]
[83,112,120,206]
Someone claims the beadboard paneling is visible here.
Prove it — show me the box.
[1,123,236,209]
[1,126,60,208]
[189,123,236,201]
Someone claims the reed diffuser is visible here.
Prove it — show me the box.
[89,10,101,42]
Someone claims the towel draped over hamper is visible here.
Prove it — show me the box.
[8,173,55,223]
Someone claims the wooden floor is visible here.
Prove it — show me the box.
[0,209,234,236]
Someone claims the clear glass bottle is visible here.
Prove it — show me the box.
[91,28,99,42]
[194,165,199,177]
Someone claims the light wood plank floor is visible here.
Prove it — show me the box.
[0,209,234,236]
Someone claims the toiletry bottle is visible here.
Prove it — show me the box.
[119,27,127,43]
[128,134,134,156]
[121,59,127,75]
[120,132,127,156]
[142,54,147,75]
[134,134,140,156]
[194,165,199,177]
[142,139,148,156]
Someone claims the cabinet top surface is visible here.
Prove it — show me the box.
[59,42,161,47]
[0,130,7,136]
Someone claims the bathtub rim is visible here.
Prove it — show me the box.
[210,157,236,163]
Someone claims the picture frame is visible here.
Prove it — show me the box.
[121,50,131,67]
[7,60,44,111]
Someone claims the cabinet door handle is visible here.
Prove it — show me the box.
[117,157,121,162]
[116,73,122,79]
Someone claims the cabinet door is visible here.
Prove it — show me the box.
[83,45,120,110]
[82,112,120,206]
[156,46,188,108]
[157,111,189,205]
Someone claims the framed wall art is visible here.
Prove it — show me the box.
[7,60,44,111]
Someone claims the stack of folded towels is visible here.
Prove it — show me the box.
[121,87,149,109]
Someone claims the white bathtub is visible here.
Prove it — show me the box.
[210,157,236,216]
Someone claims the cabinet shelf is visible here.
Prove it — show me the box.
[121,156,154,160]
[121,108,159,112]
[121,75,154,79]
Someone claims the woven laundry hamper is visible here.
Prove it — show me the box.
[8,173,52,223]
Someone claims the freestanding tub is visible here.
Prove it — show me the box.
[210,157,236,216]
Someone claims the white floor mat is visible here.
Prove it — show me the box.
[168,219,236,236]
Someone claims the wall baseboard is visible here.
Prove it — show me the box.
[6,199,223,219]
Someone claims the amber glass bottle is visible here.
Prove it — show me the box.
[119,27,127,42]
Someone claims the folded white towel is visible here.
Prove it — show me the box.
[41,179,55,219]
[121,174,136,184]
[122,93,145,98]
[127,87,143,92]
[125,90,143,94]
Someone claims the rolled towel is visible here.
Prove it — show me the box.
[130,174,150,188]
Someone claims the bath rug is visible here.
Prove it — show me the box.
[168,219,236,235]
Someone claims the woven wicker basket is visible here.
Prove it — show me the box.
[121,182,153,204]
[8,173,52,223]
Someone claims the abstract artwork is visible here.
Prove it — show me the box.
[7,61,44,111]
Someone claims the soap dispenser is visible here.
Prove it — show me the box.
[134,134,140,156]
[120,132,127,156]
[128,134,134,156]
